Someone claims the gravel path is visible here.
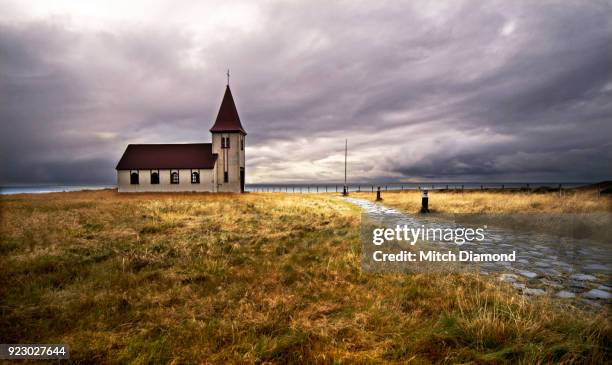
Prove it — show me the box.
[344,197,611,305]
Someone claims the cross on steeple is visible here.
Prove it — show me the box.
[226,69,230,85]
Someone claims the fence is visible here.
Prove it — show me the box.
[245,182,587,193]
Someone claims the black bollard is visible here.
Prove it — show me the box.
[420,190,429,213]
[343,186,348,196]
[376,186,383,201]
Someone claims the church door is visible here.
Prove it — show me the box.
[240,168,245,193]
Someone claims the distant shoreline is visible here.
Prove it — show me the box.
[0,182,603,195]
[0,185,116,195]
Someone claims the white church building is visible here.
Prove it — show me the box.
[116,84,246,193]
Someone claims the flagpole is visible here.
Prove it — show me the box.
[343,139,348,196]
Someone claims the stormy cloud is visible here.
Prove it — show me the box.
[0,0,611,184]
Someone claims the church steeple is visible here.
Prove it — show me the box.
[210,85,247,135]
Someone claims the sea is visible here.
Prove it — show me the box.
[0,185,116,195]
[0,182,591,195]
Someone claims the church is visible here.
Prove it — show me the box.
[116,84,246,193]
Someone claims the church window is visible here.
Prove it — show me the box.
[222,136,230,149]
[151,171,159,184]
[171,171,179,184]
[240,137,244,151]
[191,170,200,184]
[130,171,139,184]
[224,171,229,183]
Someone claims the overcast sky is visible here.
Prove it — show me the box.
[1,0,611,185]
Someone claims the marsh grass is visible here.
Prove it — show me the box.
[0,190,610,363]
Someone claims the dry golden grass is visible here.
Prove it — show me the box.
[0,189,610,364]
[352,189,611,214]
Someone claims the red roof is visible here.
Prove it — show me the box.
[116,143,217,170]
[210,85,247,134]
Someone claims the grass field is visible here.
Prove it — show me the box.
[0,190,610,363]
[351,188,611,214]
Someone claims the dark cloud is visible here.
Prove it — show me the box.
[0,0,611,185]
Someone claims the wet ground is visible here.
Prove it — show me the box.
[344,197,611,306]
